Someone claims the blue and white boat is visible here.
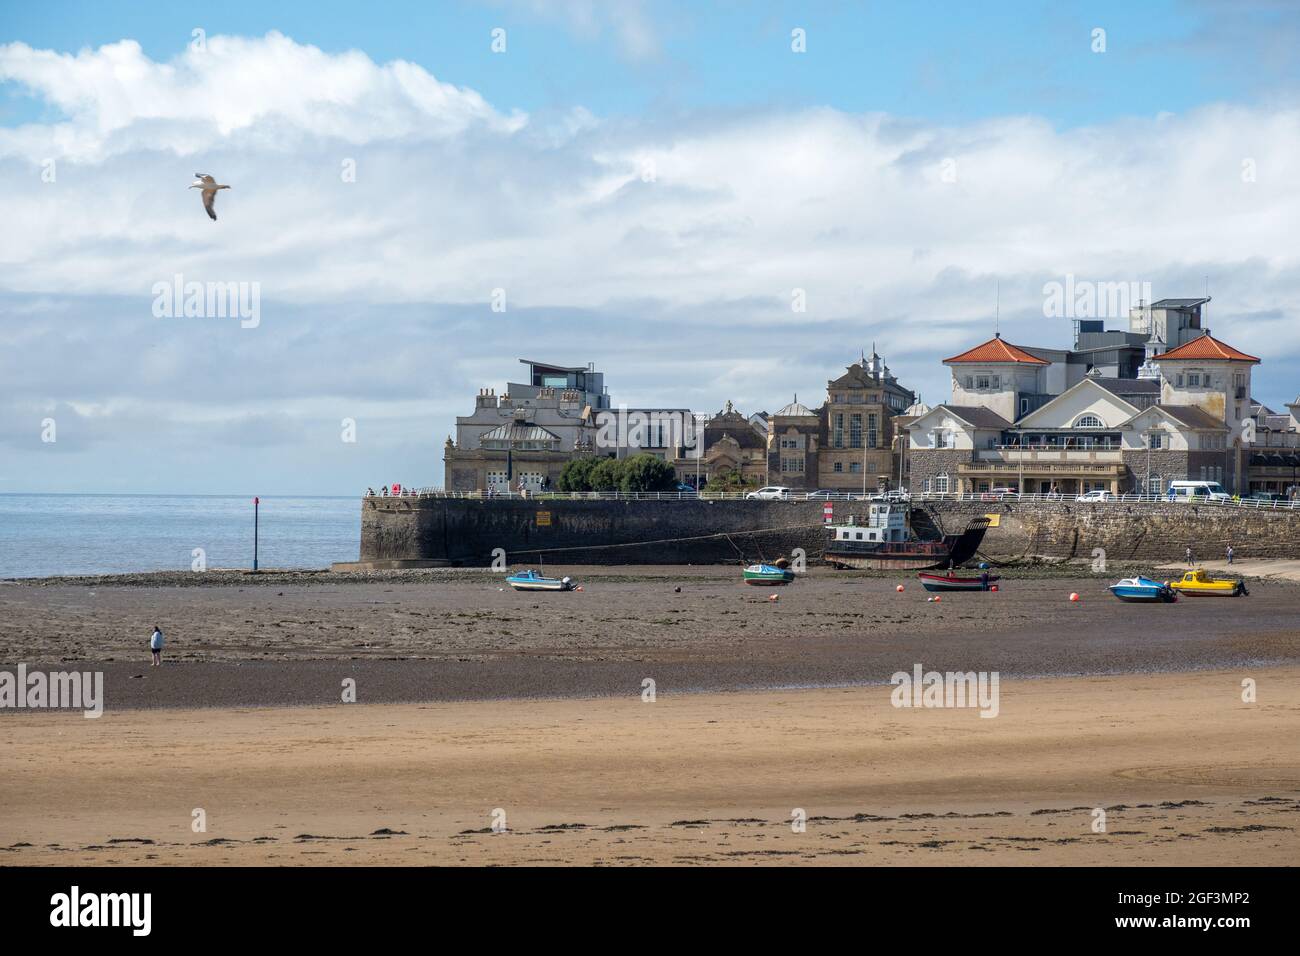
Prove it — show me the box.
[1108,576,1176,603]
[506,569,576,592]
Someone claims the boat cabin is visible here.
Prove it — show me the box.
[829,503,910,544]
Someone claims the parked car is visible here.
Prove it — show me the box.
[745,486,793,500]
[1075,489,1114,503]
[674,482,698,494]
[802,489,840,500]
[990,487,1019,500]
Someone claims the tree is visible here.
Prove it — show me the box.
[619,454,678,493]
[557,457,599,492]
[587,458,623,491]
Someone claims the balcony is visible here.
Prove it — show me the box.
[975,447,1123,463]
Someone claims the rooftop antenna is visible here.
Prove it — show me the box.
[994,281,1000,337]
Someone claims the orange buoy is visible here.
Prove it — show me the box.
[896,584,904,592]
[990,584,999,592]
[1069,592,1079,602]
[934,595,942,603]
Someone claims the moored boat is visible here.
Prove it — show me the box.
[506,569,576,592]
[1169,568,1248,597]
[1108,576,1177,603]
[917,570,999,592]
[824,504,990,571]
[743,563,796,585]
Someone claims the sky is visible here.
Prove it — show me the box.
[2,0,1300,493]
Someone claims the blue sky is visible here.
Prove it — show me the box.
[0,0,1279,128]
[2,1,1300,494]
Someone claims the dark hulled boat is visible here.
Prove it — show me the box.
[823,504,990,571]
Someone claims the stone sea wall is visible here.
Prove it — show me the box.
[348,496,1300,568]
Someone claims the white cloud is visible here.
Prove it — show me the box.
[0,32,524,162]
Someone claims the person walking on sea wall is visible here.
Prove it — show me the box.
[150,625,164,667]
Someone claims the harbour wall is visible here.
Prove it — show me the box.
[347,496,1300,567]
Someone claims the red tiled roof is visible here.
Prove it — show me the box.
[1155,333,1260,363]
[943,336,1049,365]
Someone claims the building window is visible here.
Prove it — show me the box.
[1175,373,1184,387]
[849,414,862,448]
[922,478,931,493]
[964,376,973,389]
[833,462,843,473]
[1148,432,1163,449]
[934,474,949,494]
[781,458,804,474]
[990,375,1000,389]
[849,461,861,473]
[1075,414,1104,428]
[1188,371,1201,388]
[867,413,878,448]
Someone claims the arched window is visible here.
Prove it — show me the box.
[1074,414,1104,428]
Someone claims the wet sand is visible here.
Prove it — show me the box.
[1,668,1296,866]
[2,567,1298,708]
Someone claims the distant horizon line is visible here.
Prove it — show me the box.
[0,492,360,499]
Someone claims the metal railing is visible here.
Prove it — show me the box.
[367,488,1300,509]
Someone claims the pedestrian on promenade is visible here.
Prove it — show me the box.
[1226,544,1234,565]
[1185,546,1194,567]
[150,625,164,667]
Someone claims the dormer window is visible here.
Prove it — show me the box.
[1074,414,1104,429]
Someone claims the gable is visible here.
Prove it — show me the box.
[1016,379,1138,429]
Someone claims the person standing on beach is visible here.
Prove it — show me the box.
[1185,546,1194,567]
[150,625,164,667]
[1226,544,1234,565]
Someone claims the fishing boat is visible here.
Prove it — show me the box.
[1169,568,1248,597]
[1107,576,1177,603]
[823,504,990,571]
[917,570,999,592]
[505,569,576,592]
[742,563,796,586]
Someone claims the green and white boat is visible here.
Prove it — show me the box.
[742,563,796,586]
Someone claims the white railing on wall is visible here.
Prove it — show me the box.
[363,489,1300,508]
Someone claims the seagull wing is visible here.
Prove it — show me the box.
[202,188,218,221]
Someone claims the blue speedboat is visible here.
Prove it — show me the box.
[1108,576,1176,603]
[506,569,575,592]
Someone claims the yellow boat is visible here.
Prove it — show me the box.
[1168,568,1249,597]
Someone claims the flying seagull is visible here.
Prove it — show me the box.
[189,173,231,221]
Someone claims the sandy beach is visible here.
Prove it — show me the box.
[1,667,1296,866]
[2,567,1297,866]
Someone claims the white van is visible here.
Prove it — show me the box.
[1168,480,1230,502]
